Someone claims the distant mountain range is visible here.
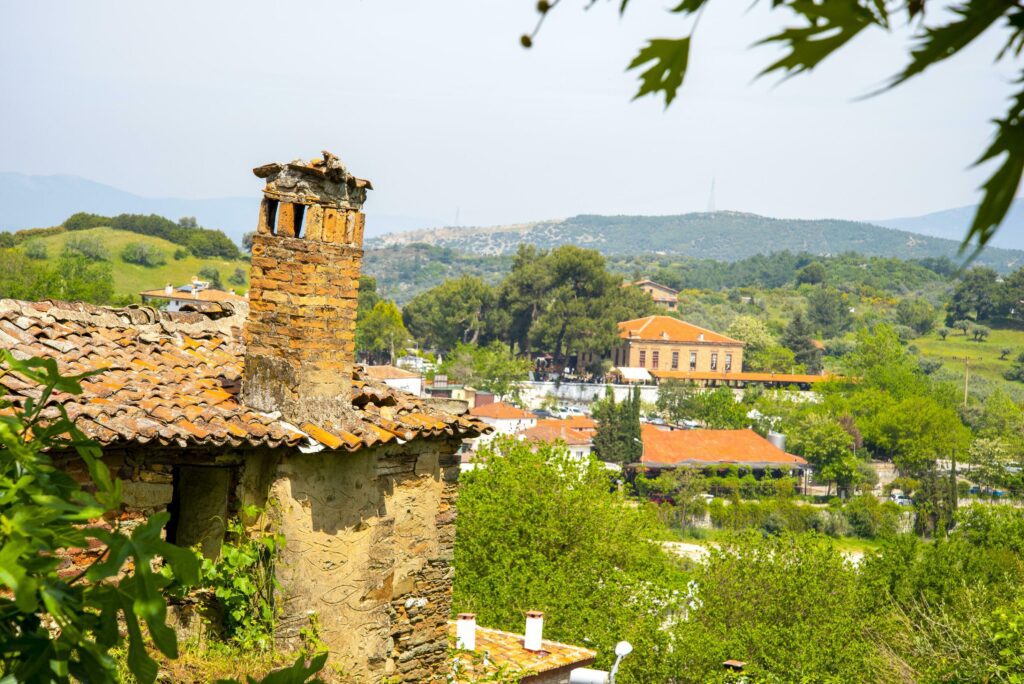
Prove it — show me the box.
[3,171,1023,268]
[368,212,1024,271]
[874,199,1024,251]
[0,172,437,244]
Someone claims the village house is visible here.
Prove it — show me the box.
[450,612,597,684]
[364,363,424,396]
[579,315,745,377]
[638,425,807,476]
[468,401,536,445]
[0,152,488,683]
[628,279,679,310]
[518,418,594,460]
[139,277,247,313]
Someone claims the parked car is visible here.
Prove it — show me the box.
[891,495,914,507]
[532,409,554,419]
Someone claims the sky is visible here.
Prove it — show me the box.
[0,1,1017,231]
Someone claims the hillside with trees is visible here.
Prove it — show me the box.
[370,212,1024,269]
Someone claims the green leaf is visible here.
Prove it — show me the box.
[628,37,692,106]
[965,84,1024,251]
[756,1,879,78]
[889,0,1007,88]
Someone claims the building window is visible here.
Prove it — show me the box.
[671,351,679,369]
[711,352,719,371]
[725,353,732,372]
[652,350,659,369]
[639,350,646,367]
[689,351,697,371]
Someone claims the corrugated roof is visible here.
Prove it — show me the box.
[641,425,807,467]
[469,401,533,420]
[652,370,829,384]
[449,623,596,681]
[0,299,486,451]
[618,315,742,344]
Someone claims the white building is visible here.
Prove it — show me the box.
[363,364,424,396]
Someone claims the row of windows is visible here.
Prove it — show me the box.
[636,349,732,371]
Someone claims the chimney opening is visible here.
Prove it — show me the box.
[265,198,279,236]
[293,203,306,238]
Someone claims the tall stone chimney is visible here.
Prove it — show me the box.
[241,151,372,421]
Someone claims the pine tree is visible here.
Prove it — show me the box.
[782,312,823,374]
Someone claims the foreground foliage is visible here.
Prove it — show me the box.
[0,351,322,683]
[455,437,1024,682]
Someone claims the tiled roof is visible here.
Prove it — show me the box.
[469,401,533,420]
[641,425,807,468]
[0,299,486,451]
[539,416,597,432]
[652,370,829,384]
[519,422,592,447]
[619,315,742,345]
[139,288,246,304]
[448,623,596,681]
[363,364,421,380]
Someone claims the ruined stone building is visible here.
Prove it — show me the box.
[0,152,487,682]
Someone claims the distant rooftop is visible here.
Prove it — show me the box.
[449,623,595,682]
[470,401,533,420]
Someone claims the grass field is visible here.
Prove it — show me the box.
[19,227,250,299]
[913,326,1024,385]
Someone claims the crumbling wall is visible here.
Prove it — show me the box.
[271,436,462,682]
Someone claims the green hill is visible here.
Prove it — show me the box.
[370,211,1024,271]
[15,227,250,299]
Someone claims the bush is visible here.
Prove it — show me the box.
[24,240,47,260]
[0,232,14,249]
[173,247,189,260]
[63,235,110,261]
[198,266,223,290]
[120,241,167,267]
[228,267,247,286]
[844,494,899,539]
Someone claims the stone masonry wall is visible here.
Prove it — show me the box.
[241,197,365,416]
[270,436,462,683]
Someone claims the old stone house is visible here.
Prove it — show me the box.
[0,152,487,682]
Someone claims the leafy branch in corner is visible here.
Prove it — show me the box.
[520,0,1024,253]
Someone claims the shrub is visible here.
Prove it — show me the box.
[228,267,247,286]
[24,239,47,260]
[198,266,223,290]
[63,235,110,261]
[173,247,189,260]
[120,241,167,267]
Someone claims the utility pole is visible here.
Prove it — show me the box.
[963,357,970,407]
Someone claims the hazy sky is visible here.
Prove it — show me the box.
[0,1,1016,230]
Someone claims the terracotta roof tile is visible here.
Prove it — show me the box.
[448,623,596,681]
[519,422,593,447]
[641,425,807,468]
[469,402,533,420]
[0,298,488,452]
[619,315,742,345]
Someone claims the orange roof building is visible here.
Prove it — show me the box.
[0,152,489,680]
[520,421,594,451]
[449,621,596,683]
[640,425,807,470]
[470,401,534,421]
[580,315,745,378]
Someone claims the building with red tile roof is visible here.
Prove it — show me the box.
[640,424,806,471]
[580,315,744,377]
[449,620,596,683]
[0,152,487,682]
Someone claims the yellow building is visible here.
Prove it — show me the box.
[607,315,745,373]
[628,279,679,310]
